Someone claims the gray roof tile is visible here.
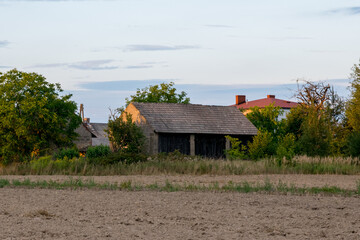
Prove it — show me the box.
[131,102,258,135]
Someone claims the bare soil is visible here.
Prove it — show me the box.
[1,175,360,239]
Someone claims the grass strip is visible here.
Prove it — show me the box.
[2,157,360,176]
[0,177,359,197]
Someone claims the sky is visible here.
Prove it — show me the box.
[0,0,359,122]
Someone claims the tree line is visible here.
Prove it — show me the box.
[0,60,359,164]
[237,61,360,161]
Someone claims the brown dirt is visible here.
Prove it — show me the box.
[1,175,360,239]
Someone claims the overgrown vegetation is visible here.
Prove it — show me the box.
[107,108,146,154]
[0,177,359,196]
[86,145,111,159]
[1,153,360,176]
[54,148,80,160]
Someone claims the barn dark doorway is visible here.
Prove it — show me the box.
[195,134,226,158]
[158,133,190,155]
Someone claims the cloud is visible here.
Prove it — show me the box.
[34,63,67,68]
[125,44,200,51]
[274,37,312,41]
[204,24,234,28]
[79,79,177,91]
[33,59,118,70]
[326,7,360,15]
[68,60,118,70]
[0,65,12,69]
[307,50,342,53]
[79,79,350,100]
[125,65,153,69]
[0,40,10,47]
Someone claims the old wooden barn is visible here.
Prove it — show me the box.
[125,102,258,158]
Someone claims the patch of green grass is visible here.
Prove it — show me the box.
[147,182,160,190]
[0,177,359,197]
[163,180,180,192]
[120,180,132,190]
[0,179,10,188]
[263,178,274,192]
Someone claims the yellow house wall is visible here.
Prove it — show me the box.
[124,103,158,155]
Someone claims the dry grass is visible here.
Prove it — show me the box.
[1,155,360,176]
[293,155,360,165]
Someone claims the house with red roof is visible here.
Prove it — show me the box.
[232,94,299,119]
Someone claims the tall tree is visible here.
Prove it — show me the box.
[296,80,330,116]
[125,82,190,106]
[294,80,333,156]
[346,60,360,131]
[0,69,82,162]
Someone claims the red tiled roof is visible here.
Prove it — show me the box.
[233,96,298,109]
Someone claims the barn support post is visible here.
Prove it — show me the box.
[190,134,195,156]
[225,137,231,151]
[149,132,158,155]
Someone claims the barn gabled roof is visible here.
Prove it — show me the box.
[130,102,258,135]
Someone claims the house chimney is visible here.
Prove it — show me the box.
[267,95,275,99]
[236,95,246,105]
[79,104,84,121]
[84,118,90,123]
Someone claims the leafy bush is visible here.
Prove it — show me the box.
[346,131,360,157]
[52,157,72,170]
[30,156,52,171]
[247,130,275,160]
[86,145,111,159]
[275,133,296,166]
[88,151,148,165]
[107,109,146,154]
[224,136,248,160]
[54,148,79,160]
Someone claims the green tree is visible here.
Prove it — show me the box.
[294,80,333,156]
[245,104,285,137]
[298,108,332,156]
[106,108,145,154]
[125,82,190,106]
[325,87,347,155]
[247,130,275,160]
[285,82,346,156]
[0,69,82,163]
[344,60,360,156]
[346,60,360,131]
[346,131,360,157]
[244,104,287,160]
[283,106,304,140]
